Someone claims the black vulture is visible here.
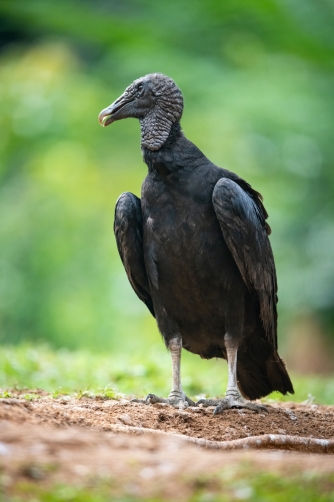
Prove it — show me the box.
[99,73,294,414]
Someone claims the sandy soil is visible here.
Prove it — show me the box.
[1,396,334,499]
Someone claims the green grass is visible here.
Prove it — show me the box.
[5,469,334,502]
[1,344,334,502]
[0,343,334,404]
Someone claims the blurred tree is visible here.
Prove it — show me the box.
[0,0,333,359]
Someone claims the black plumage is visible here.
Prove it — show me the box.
[99,73,294,414]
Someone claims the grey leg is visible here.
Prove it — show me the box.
[197,335,268,415]
[225,335,241,400]
[133,337,195,408]
[167,337,184,401]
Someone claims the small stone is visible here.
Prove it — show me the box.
[0,442,10,456]
[117,414,133,426]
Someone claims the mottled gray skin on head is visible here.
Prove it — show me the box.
[138,74,184,150]
[99,73,184,151]
[99,73,294,414]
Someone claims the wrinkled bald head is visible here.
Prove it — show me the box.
[98,73,183,150]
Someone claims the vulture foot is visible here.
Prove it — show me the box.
[197,391,268,415]
[133,391,195,409]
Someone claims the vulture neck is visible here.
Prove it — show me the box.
[142,122,200,176]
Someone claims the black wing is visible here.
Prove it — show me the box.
[212,178,277,348]
[114,192,155,317]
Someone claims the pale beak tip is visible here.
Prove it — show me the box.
[98,113,111,127]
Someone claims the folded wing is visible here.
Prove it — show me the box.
[114,192,155,317]
[212,178,277,348]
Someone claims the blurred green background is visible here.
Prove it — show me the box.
[0,0,334,377]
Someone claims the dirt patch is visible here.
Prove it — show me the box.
[1,396,334,499]
[1,396,334,442]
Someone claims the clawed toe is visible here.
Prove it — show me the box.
[213,395,269,415]
[130,397,147,404]
[133,392,194,409]
[196,398,221,407]
[145,393,166,404]
[196,394,268,415]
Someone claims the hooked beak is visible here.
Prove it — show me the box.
[98,93,132,127]
[98,107,116,127]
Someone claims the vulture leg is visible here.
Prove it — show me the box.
[197,335,268,415]
[134,337,195,408]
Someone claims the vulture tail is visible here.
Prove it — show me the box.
[236,338,294,401]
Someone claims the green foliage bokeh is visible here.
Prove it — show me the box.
[0,0,333,353]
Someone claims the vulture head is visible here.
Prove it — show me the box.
[98,73,184,151]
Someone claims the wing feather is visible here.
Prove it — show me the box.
[212,178,277,348]
[114,192,155,317]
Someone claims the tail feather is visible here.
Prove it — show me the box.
[237,338,294,400]
[265,351,294,395]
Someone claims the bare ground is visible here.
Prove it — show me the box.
[1,395,334,499]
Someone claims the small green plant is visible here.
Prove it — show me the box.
[0,390,12,398]
[1,344,334,405]
[23,393,41,401]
